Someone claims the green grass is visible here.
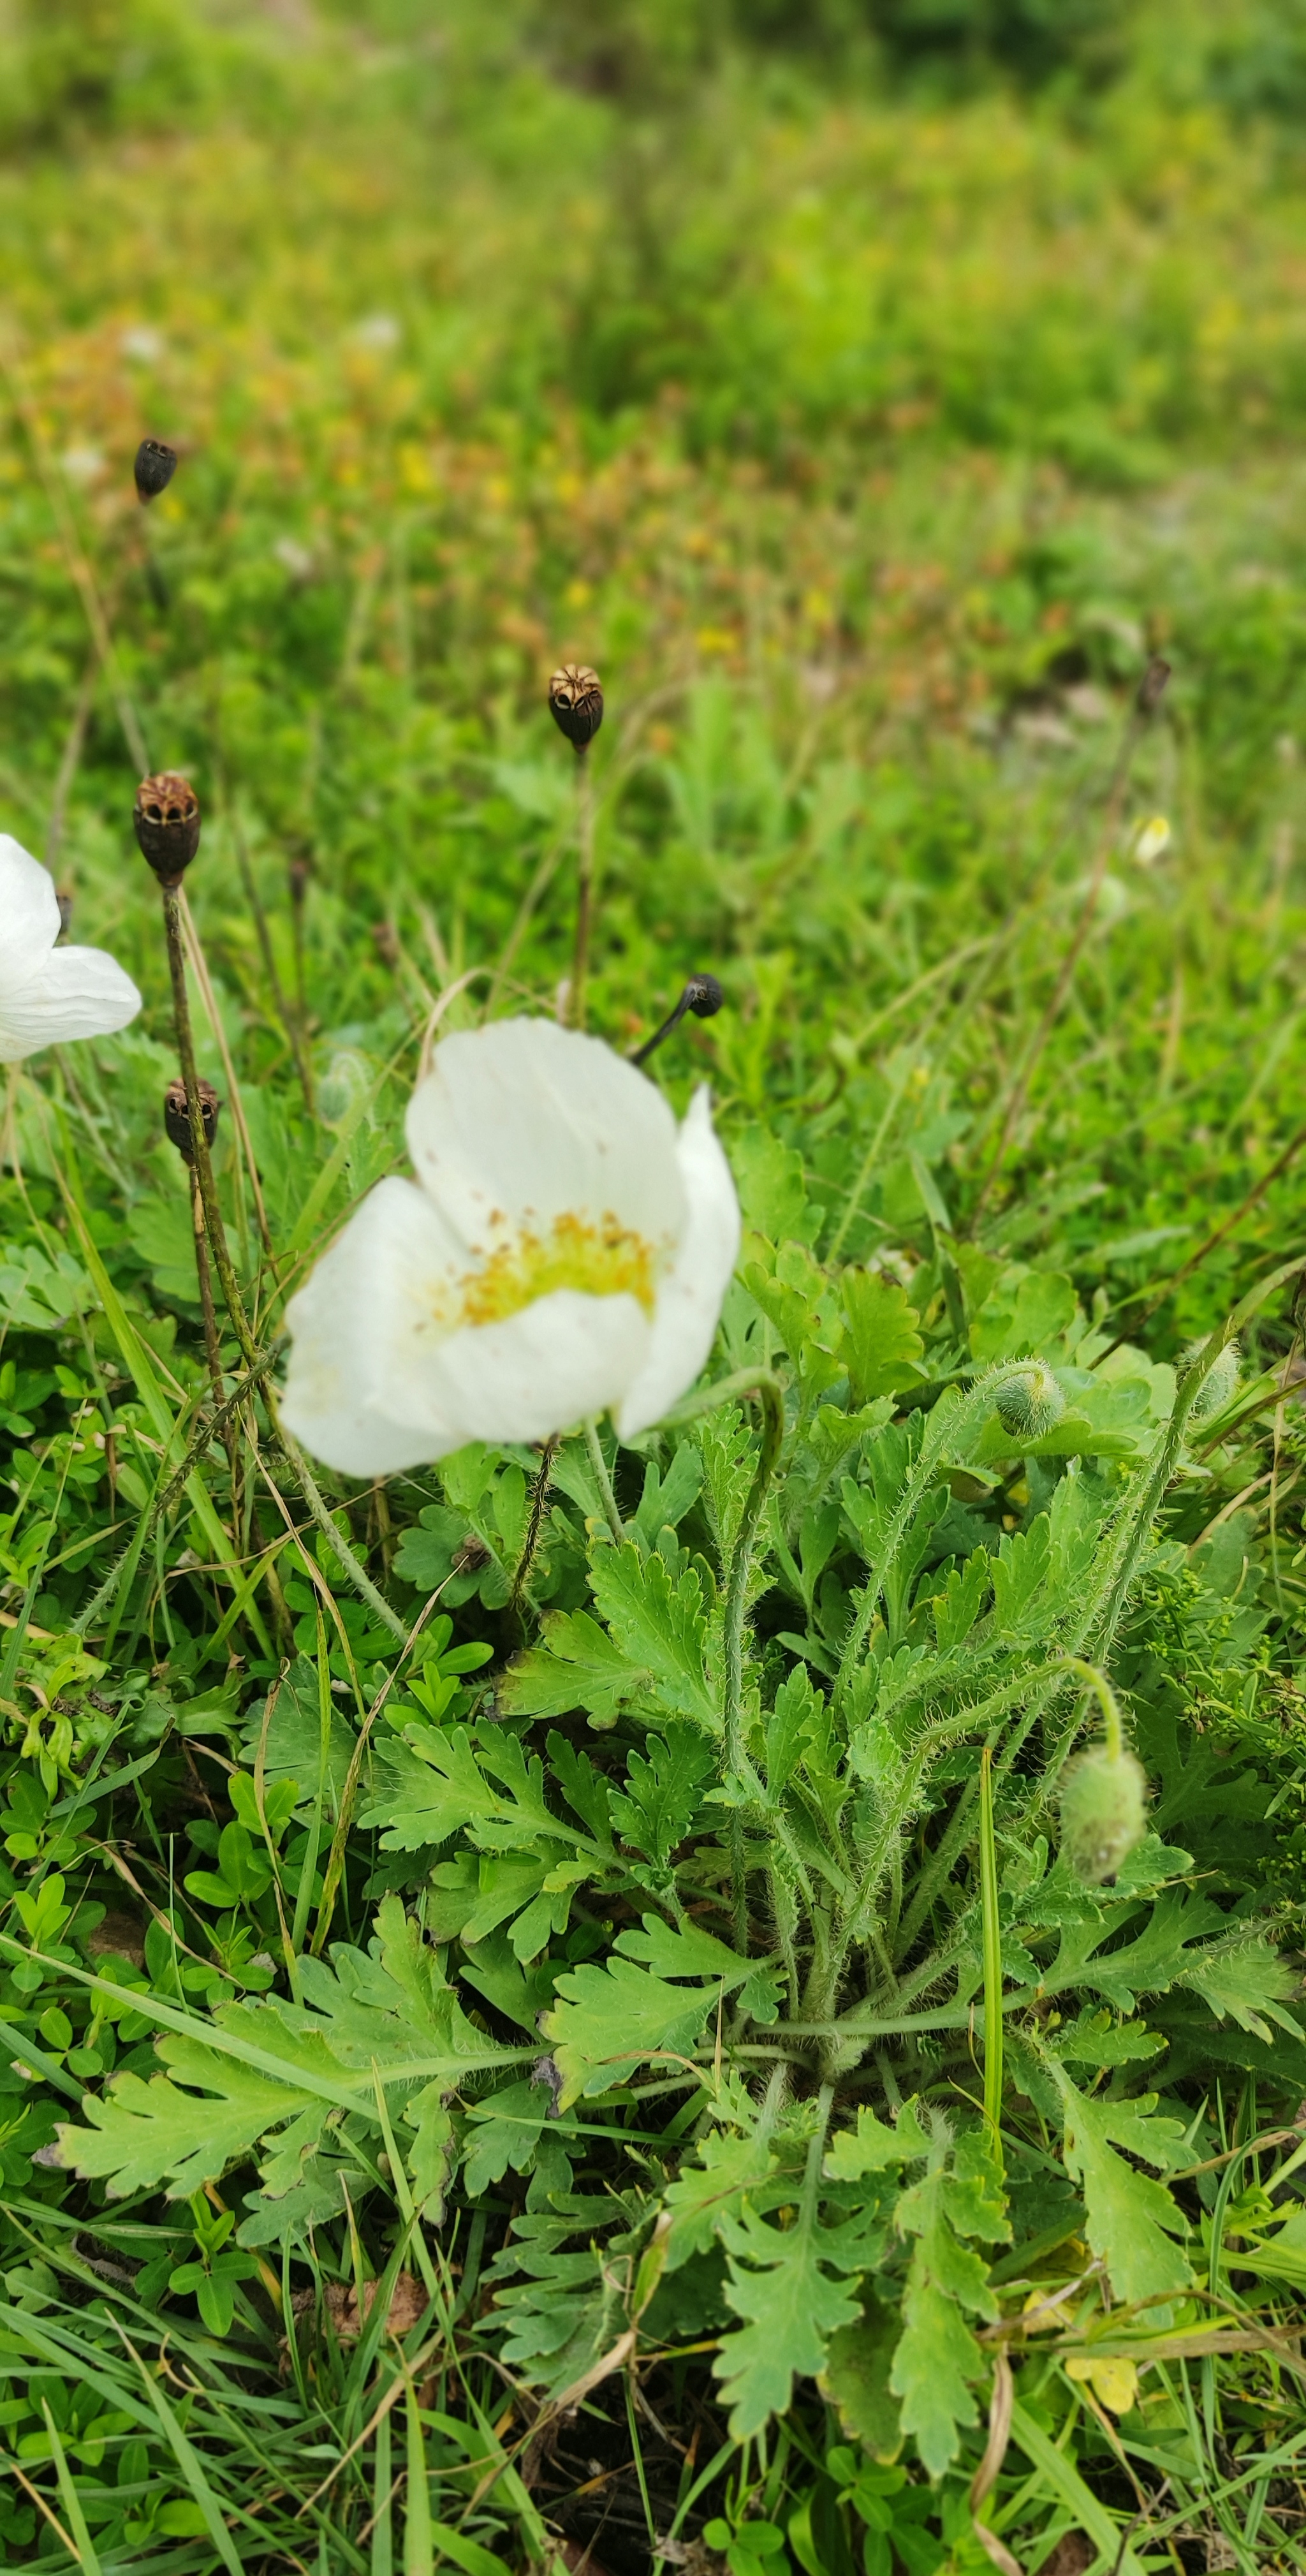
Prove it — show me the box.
[3,3,1306,2570]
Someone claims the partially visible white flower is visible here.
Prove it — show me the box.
[1133,814,1171,866]
[0,837,141,1063]
[60,446,106,486]
[351,313,400,353]
[281,1017,741,1475]
[273,535,315,582]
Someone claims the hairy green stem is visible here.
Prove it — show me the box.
[978,1744,1004,2158]
[584,1418,626,1545]
[720,1374,786,1950]
[272,1408,407,1645]
[832,1361,1032,1718]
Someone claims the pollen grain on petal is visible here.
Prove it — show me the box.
[457,1210,659,1328]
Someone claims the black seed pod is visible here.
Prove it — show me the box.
[164,1075,220,1167]
[548,664,603,749]
[685,972,724,1019]
[134,772,200,883]
[134,438,178,503]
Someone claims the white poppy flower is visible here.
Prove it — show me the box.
[0,835,142,1064]
[281,1017,741,1475]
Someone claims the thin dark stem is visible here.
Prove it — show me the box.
[631,991,693,1069]
[721,1374,786,1952]
[161,883,259,1371]
[568,746,594,1030]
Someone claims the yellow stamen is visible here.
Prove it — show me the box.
[458,1211,657,1328]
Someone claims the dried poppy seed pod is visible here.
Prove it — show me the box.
[134,772,200,883]
[134,438,178,504]
[164,1075,219,1167]
[995,1362,1065,1444]
[1059,1743,1148,1885]
[685,972,723,1020]
[548,664,603,749]
[1137,656,1171,715]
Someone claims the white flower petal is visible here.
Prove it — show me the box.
[281,1177,467,1475]
[432,1290,650,1452]
[0,945,142,1062]
[406,1017,685,1253]
[281,1174,650,1475]
[617,1087,741,1439]
[0,835,61,996]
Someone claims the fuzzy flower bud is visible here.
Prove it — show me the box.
[548,665,603,749]
[164,1076,219,1167]
[1059,1743,1148,1884]
[1183,1336,1241,1423]
[134,438,178,503]
[134,773,200,884]
[995,1362,1065,1443]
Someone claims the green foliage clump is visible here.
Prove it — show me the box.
[0,6,1305,2570]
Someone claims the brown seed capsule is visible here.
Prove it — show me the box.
[134,772,200,883]
[1136,656,1171,715]
[548,664,603,749]
[134,438,178,504]
[163,1075,220,1167]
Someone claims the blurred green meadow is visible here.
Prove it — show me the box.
[4,1,1306,2570]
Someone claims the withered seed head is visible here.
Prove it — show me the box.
[164,1076,220,1167]
[548,664,603,749]
[134,772,201,883]
[1137,656,1171,715]
[684,973,723,1020]
[134,438,178,504]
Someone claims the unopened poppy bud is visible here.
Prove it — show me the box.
[1182,1335,1240,1422]
[995,1362,1065,1443]
[548,664,603,749]
[1137,656,1171,716]
[134,772,200,883]
[134,438,178,504]
[685,973,723,1019]
[1059,1743,1148,1885]
[164,1075,219,1167]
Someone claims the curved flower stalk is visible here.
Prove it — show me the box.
[282,1017,740,1474]
[0,836,140,1061]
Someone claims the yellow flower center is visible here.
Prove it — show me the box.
[458,1211,658,1329]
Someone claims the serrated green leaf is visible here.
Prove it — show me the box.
[663,2126,780,2265]
[1180,1936,1303,2044]
[837,1270,925,1405]
[539,1957,715,2106]
[589,1545,720,1733]
[499,1607,652,1725]
[1041,2057,1190,2304]
[714,2202,862,2438]
[608,1728,714,1864]
[824,2100,929,2181]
